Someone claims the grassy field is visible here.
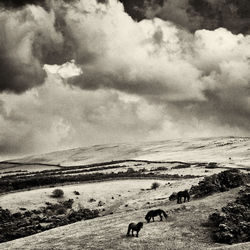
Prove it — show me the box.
[0,137,249,249]
[0,178,200,213]
[1,187,249,250]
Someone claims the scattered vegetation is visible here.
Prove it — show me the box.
[0,166,200,194]
[0,199,99,243]
[98,201,105,206]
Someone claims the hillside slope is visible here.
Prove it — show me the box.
[1,187,249,250]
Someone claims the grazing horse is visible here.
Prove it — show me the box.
[145,209,168,223]
[177,190,190,204]
[127,222,143,237]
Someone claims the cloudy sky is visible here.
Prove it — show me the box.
[0,0,250,159]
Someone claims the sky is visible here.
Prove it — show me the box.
[0,0,250,159]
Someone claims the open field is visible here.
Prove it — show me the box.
[0,137,249,249]
[1,187,249,250]
[0,178,201,213]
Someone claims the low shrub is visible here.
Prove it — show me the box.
[51,189,64,198]
[169,192,177,201]
[172,164,190,169]
[151,182,160,190]
[205,162,219,169]
[56,207,67,215]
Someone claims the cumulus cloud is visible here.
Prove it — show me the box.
[0,70,170,158]
[0,0,250,158]
[0,4,66,93]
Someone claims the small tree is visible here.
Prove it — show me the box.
[51,188,64,198]
[151,182,160,190]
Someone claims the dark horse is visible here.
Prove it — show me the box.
[177,190,190,204]
[127,222,143,237]
[145,209,168,223]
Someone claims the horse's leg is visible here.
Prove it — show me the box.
[136,231,139,237]
[184,196,186,202]
[127,227,130,236]
[159,214,163,221]
[177,196,180,204]
[152,216,154,222]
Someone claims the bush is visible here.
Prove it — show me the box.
[51,189,64,198]
[172,164,190,169]
[127,168,135,173]
[61,199,74,209]
[73,191,80,195]
[190,169,246,198]
[56,207,66,215]
[169,192,177,201]
[151,182,160,190]
[207,187,250,244]
[205,162,218,169]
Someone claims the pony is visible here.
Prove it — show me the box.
[177,190,190,204]
[145,209,168,223]
[127,222,143,237]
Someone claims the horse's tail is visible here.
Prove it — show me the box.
[161,210,168,219]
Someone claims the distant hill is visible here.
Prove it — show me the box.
[5,137,250,168]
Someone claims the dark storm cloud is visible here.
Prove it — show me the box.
[0,0,46,8]
[119,0,250,34]
[0,3,67,93]
[0,0,75,10]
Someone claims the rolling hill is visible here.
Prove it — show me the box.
[1,187,249,250]
[5,136,250,168]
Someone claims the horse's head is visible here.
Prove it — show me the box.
[138,222,143,229]
[145,215,150,223]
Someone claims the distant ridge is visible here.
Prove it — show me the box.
[3,137,250,169]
